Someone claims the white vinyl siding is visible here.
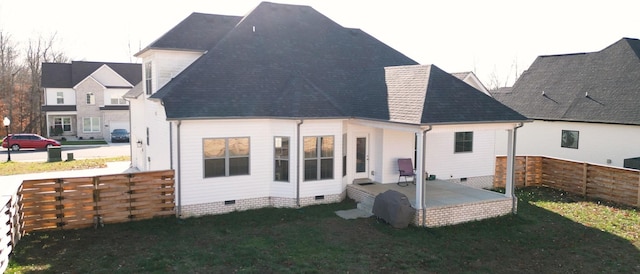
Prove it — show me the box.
[496,120,640,167]
[45,88,76,105]
[426,130,496,179]
[177,119,343,206]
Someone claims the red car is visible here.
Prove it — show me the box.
[1,133,61,151]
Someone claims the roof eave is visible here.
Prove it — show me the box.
[134,47,207,57]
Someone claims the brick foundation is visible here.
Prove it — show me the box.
[179,192,345,218]
[414,198,513,227]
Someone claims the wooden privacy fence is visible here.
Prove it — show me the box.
[18,170,175,233]
[495,156,640,207]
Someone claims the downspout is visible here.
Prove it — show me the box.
[169,123,173,169]
[421,125,432,227]
[176,120,182,218]
[296,120,304,207]
[510,122,524,214]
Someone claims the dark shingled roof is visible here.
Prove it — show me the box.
[41,61,141,88]
[492,37,640,125]
[151,2,526,125]
[135,13,242,56]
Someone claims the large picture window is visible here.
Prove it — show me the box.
[82,117,100,133]
[304,136,334,181]
[274,137,289,182]
[204,137,250,178]
[561,130,579,149]
[454,131,473,153]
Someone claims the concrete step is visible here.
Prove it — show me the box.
[356,194,375,214]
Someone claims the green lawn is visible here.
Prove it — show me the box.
[60,140,108,145]
[7,187,640,273]
[0,156,130,175]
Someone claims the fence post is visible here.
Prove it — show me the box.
[637,172,640,207]
[582,162,588,197]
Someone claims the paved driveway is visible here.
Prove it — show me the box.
[0,143,130,162]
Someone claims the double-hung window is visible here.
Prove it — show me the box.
[204,137,250,178]
[54,117,72,132]
[454,131,473,153]
[145,62,153,95]
[304,136,334,181]
[82,117,100,133]
[110,96,126,105]
[274,137,289,182]
[86,93,95,105]
[56,91,64,104]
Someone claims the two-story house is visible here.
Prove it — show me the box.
[41,61,141,141]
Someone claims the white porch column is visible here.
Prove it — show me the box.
[415,131,425,210]
[505,128,516,198]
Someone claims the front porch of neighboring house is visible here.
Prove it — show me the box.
[346,179,514,227]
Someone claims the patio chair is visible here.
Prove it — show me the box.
[397,158,416,187]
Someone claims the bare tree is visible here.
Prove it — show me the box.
[24,33,68,134]
[0,31,20,133]
[486,58,521,91]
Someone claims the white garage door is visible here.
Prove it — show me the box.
[109,121,130,140]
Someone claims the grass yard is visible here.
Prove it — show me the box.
[7,187,640,273]
[0,156,129,176]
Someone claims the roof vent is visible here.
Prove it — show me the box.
[252,26,256,32]
[585,92,589,97]
[541,91,545,96]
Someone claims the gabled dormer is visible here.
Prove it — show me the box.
[134,13,242,97]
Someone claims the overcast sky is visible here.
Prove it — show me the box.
[1,0,639,86]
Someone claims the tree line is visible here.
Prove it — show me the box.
[0,30,67,137]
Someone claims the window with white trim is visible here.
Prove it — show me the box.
[110,95,127,105]
[204,137,250,178]
[54,117,72,132]
[82,117,100,133]
[145,62,153,95]
[274,137,289,182]
[304,136,334,181]
[86,93,95,105]
[56,91,64,104]
[561,130,579,149]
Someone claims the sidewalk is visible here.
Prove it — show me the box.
[0,161,133,196]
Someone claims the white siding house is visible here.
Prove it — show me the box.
[493,38,640,169]
[127,3,527,221]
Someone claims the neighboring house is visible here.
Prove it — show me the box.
[125,2,527,218]
[493,38,640,168]
[41,61,141,141]
[452,71,490,96]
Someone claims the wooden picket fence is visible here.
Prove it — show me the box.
[495,156,640,207]
[0,195,19,274]
[17,170,175,233]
